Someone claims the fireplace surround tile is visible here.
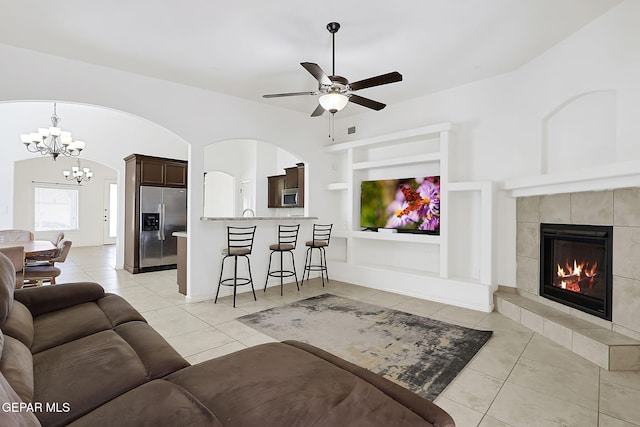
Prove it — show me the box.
[540,194,571,223]
[494,291,640,370]
[614,188,640,227]
[612,276,640,336]
[542,318,573,350]
[516,222,539,258]
[516,189,640,342]
[609,345,640,372]
[612,226,640,280]
[515,256,538,294]
[571,331,609,369]
[516,196,540,223]
[520,310,544,335]
[570,190,613,225]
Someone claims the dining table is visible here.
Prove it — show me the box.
[0,240,57,258]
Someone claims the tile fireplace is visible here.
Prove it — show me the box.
[539,223,613,321]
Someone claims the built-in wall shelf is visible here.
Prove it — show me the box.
[351,230,440,244]
[325,122,453,152]
[352,152,440,170]
[326,182,348,191]
[323,122,497,312]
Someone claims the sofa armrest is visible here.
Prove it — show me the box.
[14,282,106,317]
[282,340,456,427]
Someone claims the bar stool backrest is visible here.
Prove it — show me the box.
[227,226,257,254]
[312,224,333,246]
[278,224,300,249]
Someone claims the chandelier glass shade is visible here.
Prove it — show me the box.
[319,92,349,113]
[63,162,93,185]
[20,103,85,160]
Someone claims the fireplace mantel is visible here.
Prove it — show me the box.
[504,161,640,198]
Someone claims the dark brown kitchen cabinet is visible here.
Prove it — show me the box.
[136,155,187,187]
[267,163,305,208]
[284,167,298,189]
[268,175,285,208]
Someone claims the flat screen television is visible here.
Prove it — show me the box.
[360,176,440,234]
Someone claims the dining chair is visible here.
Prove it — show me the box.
[0,230,33,242]
[25,231,64,264]
[264,224,300,296]
[215,226,257,308]
[24,240,72,285]
[0,246,25,289]
[50,231,65,246]
[302,224,333,287]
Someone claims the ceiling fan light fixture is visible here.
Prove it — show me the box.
[319,92,349,113]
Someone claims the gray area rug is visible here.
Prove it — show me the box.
[238,294,492,401]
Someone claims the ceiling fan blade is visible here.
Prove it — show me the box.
[349,71,403,91]
[263,91,318,98]
[311,104,325,117]
[301,62,332,86]
[349,94,386,111]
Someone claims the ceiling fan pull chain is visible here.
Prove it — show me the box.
[330,113,338,141]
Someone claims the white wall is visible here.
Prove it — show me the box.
[332,0,640,288]
[0,42,326,301]
[204,139,304,217]
[0,0,637,304]
[13,157,117,246]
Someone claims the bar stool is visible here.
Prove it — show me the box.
[264,224,300,296]
[215,226,257,308]
[302,224,333,287]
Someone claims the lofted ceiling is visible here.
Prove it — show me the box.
[0,0,622,117]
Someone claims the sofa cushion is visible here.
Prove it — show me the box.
[30,302,112,354]
[67,380,222,427]
[167,342,436,427]
[0,253,15,325]
[0,372,40,427]
[96,294,146,326]
[0,335,34,403]
[1,302,34,350]
[14,283,105,318]
[113,321,189,380]
[33,330,149,427]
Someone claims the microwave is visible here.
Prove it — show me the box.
[282,188,299,207]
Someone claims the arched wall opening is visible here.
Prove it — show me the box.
[204,139,307,218]
[0,100,190,269]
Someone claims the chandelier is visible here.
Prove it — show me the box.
[63,160,93,185]
[20,103,86,160]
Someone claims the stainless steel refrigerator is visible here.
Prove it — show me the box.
[139,186,187,269]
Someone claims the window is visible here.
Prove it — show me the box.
[34,186,79,231]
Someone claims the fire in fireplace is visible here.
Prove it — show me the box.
[540,223,612,320]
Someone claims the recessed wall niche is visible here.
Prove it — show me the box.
[541,90,616,175]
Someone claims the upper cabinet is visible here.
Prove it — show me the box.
[267,163,304,208]
[125,154,188,188]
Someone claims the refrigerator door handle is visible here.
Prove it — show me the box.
[160,203,166,241]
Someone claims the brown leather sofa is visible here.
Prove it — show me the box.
[0,253,455,427]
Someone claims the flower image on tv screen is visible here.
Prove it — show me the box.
[360,177,440,234]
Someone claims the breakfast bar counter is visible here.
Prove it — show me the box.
[192,216,320,301]
[200,216,318,221]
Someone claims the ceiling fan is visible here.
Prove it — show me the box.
[263,22,403,117]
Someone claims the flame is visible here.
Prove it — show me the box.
[555,259,598,293]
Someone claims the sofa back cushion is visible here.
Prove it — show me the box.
[0,334,34,404]
[2,302,34,350]
[0,371,40,427]
[0,253,16,325]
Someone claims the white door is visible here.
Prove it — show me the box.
[103,180,117,245]
[240,180,253,213]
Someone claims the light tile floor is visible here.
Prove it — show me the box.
[55,246,640,427]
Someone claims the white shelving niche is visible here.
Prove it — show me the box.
[324,123,496,312]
